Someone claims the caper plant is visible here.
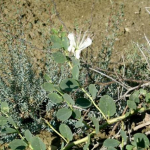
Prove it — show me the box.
[41,30,150,150]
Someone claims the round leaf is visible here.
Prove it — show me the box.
[127,100,137,110]
[63,93,75,105]
[146,93,150,103]
[103,139,120,148]
[52,51,66,64]
[59,78,79,92]
[134,133,149,148]
[129,90,140,103]
[0,116,7,126]
[76,98,91,108]
[120,130,127,142]
[72,65,79,80]
[25,130,33,143]
[139,89,147,96]
[43,74,51,82]
[59,124,73,141]
[31,137,46,150]
[98,95,116,117]
[42,82,54,92]
[1,102,9,113]
[72,109,81,119]
[2,128,17,134]
[48,93,63,104]
[56,108,72,122]
[89,84,98,99]
[9,139,27,150]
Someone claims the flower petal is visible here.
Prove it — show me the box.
[78,37,92,51]
[74,50,81,59]
[68,33,76,52]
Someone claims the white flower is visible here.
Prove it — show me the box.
[67,32,92,59]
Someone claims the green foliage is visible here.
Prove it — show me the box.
[59,124,73,141]
[56,108,72,122]
[145,93,150,103]
[1,102,9,114]
[127,100,137,110]
[72,109,81,119]
[75,117,84,128]
[98,95,116,117]
[30,137,46,150]
[0,116,7,126]
[59,78,79,92]
[63,93,75,105]
[72,65,79,80]
[91,117,99,134]
[42,82,55,92]
[129,90,140,103]
[89,84,98,99]
[1,9,150,149]
[83,134,90,150]
[50,34,69,50]
[76,98,92,108]
[120,130,127,143]
[9,139,27,150]
[133,133,149,148]
[48,93,63,104]
[52,51,66,64]
[103,139,120,149]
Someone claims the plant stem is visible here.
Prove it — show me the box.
[81,87,108,121]
[43,118,68,143]
[63,107,150,150]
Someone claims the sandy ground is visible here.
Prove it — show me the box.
[1,0,150,64]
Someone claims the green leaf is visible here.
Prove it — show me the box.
[89,84,98,99]
[145,93,150,103]
[0,116,7,126]
[108,147,117,150]
[59,78,79,92]
[61,36,69,50]
[103,139,120,148]
[2,127,17,134]
[43,74,51,82]
[75,117,84,128]
[59,124,73,141]
[76,98,92,108]
[91,117,99,134]
[9,139,27,150]
[72,109,81,119]
[139,89,147,96]
[51,43,62,49]
[120,130,127,142]
[126,145,134,150]
[1,102,9,114]
[98,95,116,117]
[72,65,79,80]
[133,133,150,148]
[83,134,90,150]
[31,137,46,150]
[42,82,54,92]
[127,100,137,110]
[7,116,16,127]
[63,93,75,105]
[25,130,33,143]
[129,90,140,103]
[72,58,80,67]
[56,108,72,122]
[50,35,61,43]
[48,93,63,104]
[52,52,66,64]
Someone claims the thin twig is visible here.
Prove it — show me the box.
[89,67,129,90]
